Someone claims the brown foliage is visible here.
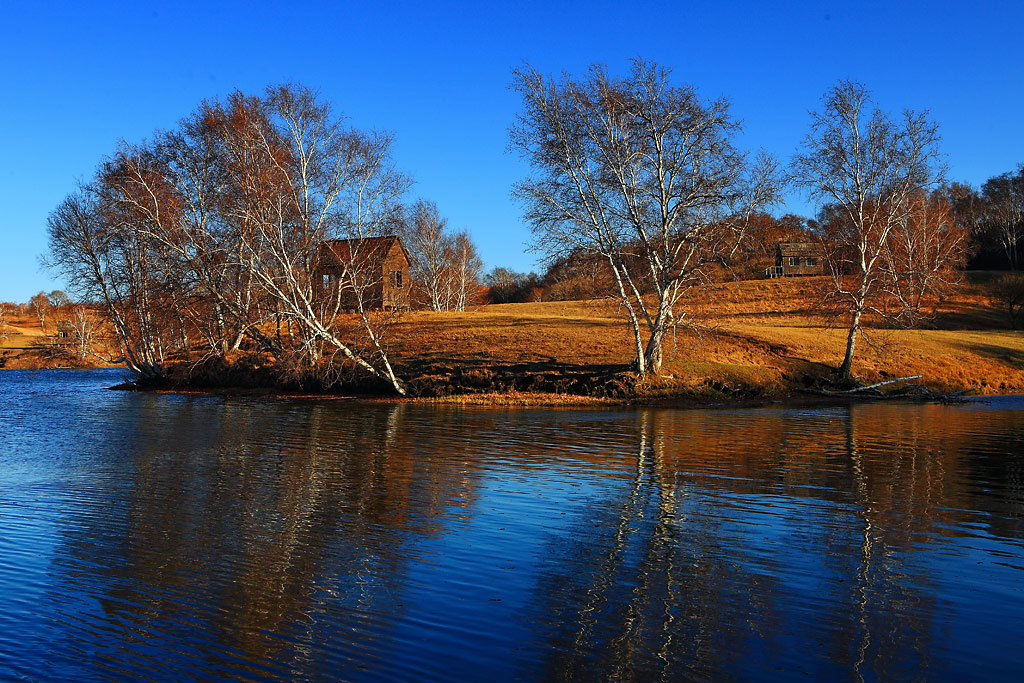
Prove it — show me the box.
[727,213,813,279]
[45,84,413,392]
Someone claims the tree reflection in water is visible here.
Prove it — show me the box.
[7,380,1019,681]
[50,400,486,680]
[532,405,1024,681]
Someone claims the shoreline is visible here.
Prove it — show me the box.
[5,276,1021,405]
[105,377,997,411]
[1,363,1002,409]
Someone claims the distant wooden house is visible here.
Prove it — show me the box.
[316,236,411,310]
[765,242,824,278]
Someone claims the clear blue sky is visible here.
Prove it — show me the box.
[1,0,1021,303]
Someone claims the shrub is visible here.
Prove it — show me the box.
[992,273,1024,328]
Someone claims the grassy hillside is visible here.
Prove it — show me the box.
[390,274,1024,399]
[0,308,114,369]
[4,274,1022,400]
[0,312,50,368]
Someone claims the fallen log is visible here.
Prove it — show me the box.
[810,376,923,396]
[804,376,976,402]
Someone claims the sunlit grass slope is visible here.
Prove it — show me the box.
[0,309,113,369]
[392,275,1024,397]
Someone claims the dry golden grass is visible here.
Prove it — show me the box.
[389,275,1024,396]
[0,309,114,369]
[1,317,46,347]
[1,312,48,368]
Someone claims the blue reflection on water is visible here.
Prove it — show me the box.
[1,370,1023,681]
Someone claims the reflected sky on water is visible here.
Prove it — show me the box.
[1,370,1022,681]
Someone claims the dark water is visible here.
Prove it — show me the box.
[1,370,1023,681]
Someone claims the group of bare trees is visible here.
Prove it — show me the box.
[47,85,414,393]
[398,200,483,311]
[0,292,103,361]
[33,291,105,360]
[46,84,496,393]
[512,63,968,384]
[483,267,541,304]
[951,165,1024,271]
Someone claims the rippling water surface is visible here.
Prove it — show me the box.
[1,370,1023,681]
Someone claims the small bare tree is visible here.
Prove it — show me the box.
[49,290,71,308]
[511,59,779,375]
[449,230,483,311]
[882,192,968,323]
[790,80,950,382]
[61,304,102,360]
[29,292,51,330]
[401,199,454,311]
[992,273,1024,328]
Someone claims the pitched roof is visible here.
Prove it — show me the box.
[319,236,408,266]
[777,242,822,258]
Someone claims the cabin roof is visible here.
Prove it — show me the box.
[320,236,409,266]
[776,242,821,258]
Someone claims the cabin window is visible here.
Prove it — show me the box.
[392,270,403,288]
[322,273,330,289]
[788,257,800,266]
[806,257,818,266]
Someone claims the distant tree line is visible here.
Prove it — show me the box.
[949,165,1024,271]
[481,212,815,305]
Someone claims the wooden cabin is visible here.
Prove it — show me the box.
[316,236,411,310]
[765,242,824,278]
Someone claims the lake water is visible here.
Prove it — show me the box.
[1,369,1022,681]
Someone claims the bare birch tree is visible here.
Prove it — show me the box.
[61,304,102,360]
[45,186,167,379]
[975,167,1023,270]
[155,103,269,356]
[510,59,780,375]
[882,192,968,323]
[449,230,483,311]
[401,199,453,311]
[400,200,483,312]
[29,292,51,329]
[790,80,950,382]
[220,85,412,394]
